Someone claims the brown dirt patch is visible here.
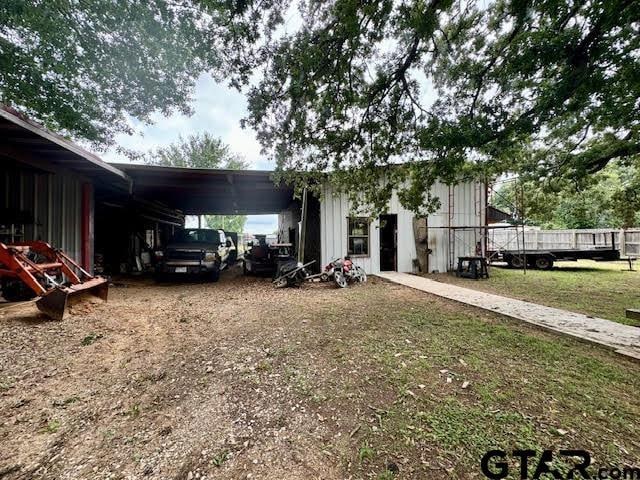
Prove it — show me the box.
[0,267,638,480]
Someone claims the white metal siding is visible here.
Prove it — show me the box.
[320,180,485,274]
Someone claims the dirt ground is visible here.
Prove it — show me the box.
[1,267,639,480]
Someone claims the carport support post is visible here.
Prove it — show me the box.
[81,182,94,272]
[298,187,308,264]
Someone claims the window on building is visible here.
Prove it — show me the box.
[347,217,370,256]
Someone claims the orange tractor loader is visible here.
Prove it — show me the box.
[0,241,108,320]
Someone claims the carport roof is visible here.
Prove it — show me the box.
[113,163,295,215]
[0,107,131,190]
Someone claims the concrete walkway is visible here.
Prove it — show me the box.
[377,272,640,361]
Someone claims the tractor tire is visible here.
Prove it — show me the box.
[534,256,554,270]
[1,279,36,302]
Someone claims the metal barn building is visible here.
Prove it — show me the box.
[0,107,131,270]
[1,106,486,277]
[319,181,487,274]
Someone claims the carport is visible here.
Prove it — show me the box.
[0,107,131,272]
[0,104,319,276]
[105,163,321,273]
[114,164,294,215]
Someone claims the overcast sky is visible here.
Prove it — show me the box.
[103,74,279,235]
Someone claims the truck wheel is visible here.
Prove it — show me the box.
[535,256,554,270]
[211,267,220,283]
[507,255,525,269]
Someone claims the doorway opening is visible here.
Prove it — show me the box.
[379,214,397,271]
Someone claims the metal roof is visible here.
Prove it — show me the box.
[0,106,295,215]
[0,107,131,190]
[114,163,295,215]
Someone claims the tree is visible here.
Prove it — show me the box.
[0,1,199,147]
[146,133,246,169]
[145,133,250,232]
[492,162,640,229]
[5,0,639,217]
[0,0,281,148]
[204,215,246,233]
[234,0,640,214]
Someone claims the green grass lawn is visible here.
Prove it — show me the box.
[268,279,640,478]
[424,260,640,326]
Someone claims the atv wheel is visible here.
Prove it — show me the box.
[355,266,367,282]
[334,270,348,288]
[274,276,288,288]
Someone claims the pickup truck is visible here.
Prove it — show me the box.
[155,228,235,281]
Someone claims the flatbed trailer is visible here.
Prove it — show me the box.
[491,247,620,270]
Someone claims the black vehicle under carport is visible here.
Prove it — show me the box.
[155,228,235,281]
[111,164,320,277]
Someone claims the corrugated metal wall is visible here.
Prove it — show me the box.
[320,180,485,274]
[1,164,83,263]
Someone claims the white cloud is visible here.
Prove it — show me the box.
[226,123,268,169]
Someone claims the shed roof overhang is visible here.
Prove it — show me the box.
[113,163,295,215]
[0,108,131,192]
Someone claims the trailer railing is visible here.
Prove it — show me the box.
[488,228,640,257]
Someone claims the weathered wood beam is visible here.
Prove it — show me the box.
[625,309,640,321]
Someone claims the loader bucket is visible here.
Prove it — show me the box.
[36,277,109,321]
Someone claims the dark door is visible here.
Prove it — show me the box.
[379,214,397,271]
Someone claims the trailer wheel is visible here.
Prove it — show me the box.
[507,255,525,269]
[535,256,554,270]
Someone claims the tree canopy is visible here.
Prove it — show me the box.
[493,162,640,229]
[0,0,281,148]
[145,133,250,232]
[2,0,639,216]
[238,0,640,214]
[145,133,247,170]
